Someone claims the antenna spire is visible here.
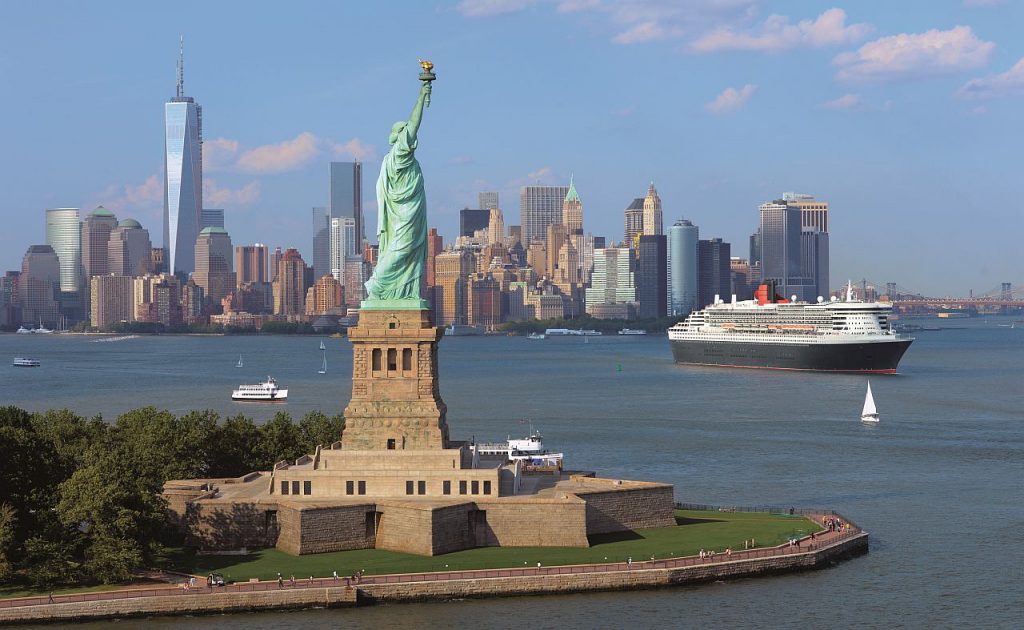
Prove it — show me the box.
[176,35,184,98]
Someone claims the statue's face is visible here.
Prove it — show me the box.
[389,121,406,145]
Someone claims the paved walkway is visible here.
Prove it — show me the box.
[0,513,860,610]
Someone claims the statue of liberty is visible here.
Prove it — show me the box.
[363,66,434,309]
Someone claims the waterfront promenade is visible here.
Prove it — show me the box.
[0,513,865,624]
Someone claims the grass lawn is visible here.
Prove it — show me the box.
[166,509,821,583]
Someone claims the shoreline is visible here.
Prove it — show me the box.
[0,527,867,626]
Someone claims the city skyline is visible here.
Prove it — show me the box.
[1,2,1022,295]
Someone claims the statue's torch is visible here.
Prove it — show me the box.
[418,60,436,107]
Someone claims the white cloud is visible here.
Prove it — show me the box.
[457,0,538,17]
[203,179,261,207]
[705,84,756,114]
[833,26,995,82]
[329,137,376,161]
[613,20,683,44]
[957,57,1024,99]
[92,175,164,226]
[236,132,320,174]
[691,8,873,53]
[202,137,240,172]
[822,93,862,110]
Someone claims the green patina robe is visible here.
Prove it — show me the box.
[364,125,427,303]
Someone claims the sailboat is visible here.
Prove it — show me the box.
[236,355,244,368]
[318,342,327,374]
[860,382,879,424]
[320,340,326,351]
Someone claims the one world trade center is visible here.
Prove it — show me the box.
[163,37,203,276]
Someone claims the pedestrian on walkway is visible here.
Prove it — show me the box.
[289,574,296,587]
[627,556,632,568]
[47,593,54,604]
[333,570,339,582]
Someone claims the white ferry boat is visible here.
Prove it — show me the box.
[12,358,41,367]
[473,431,563,468]
[232,377,288,402]
[545,328,603,336]
[444,323,485,336]
[618,328,647,335]
[668,282,913,373]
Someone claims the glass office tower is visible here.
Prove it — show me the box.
[163,40,202,276]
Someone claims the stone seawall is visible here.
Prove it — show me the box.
[0,533,867,626]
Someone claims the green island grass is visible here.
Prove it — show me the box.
[165,509,821,583]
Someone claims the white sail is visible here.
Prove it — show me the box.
[320,340,326,351]
[862,382,877,417]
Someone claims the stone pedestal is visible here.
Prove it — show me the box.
[342,309,449,450]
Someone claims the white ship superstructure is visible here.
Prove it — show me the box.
[668,283,913,373]
[232,377,288,402]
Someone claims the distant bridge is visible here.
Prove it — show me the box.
[846,280,1024,310]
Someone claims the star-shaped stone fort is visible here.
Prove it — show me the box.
[164,307,675,555]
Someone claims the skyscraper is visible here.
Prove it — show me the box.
[487,208,504,245]
[19,245,61,328]
[562,175,582,234]
[90,275,134,328]
[642,183,663,236]
[163,38,203,276]
[81,206,118,278]
[312,206,330,281]
[783,192,829,232]
[433,249,474,326]
[636,235,667,319]
[459,208,490,237]
[800,230,830,299]
[330,161,363,244]
[330,217,357,282]
[758,200,801,297]
[479,191,499,211]
[194,226,235,307]
[45,208,82,294]
[107,219,153,277]
[697,238,731,309]
[200,208,224,230]
[235,244,268,286]
[273,248,306,317]
[585,246,636,314]
[520,185,568,247]
[624,198,644,244]
[669,219,699,317]
[425,227,443,290]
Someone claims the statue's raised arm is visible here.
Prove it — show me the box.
[362,65,436,310]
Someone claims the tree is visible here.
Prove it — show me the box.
[299,411,345,452]
[21,537,76,588]
[257,411,304,466]
[0,504,15,582]
[57,437,168,583]
[0,407,57,542]
[208,414,262,478]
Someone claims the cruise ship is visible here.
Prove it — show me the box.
[668,282,913,373]
[232,377,288,402]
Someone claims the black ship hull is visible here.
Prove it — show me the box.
[670,338,913,373]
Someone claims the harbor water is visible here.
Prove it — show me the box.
[3,318,1022,628]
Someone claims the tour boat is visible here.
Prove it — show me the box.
[232,377,288,402]
[444,323,485,336]
[12,357,41,367]
[618,328,647,335]
[860,382,879,424]
[473,429,563,468]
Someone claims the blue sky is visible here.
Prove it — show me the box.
[1,0,1021,296]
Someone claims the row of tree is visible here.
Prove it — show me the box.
[0,406,343,589]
